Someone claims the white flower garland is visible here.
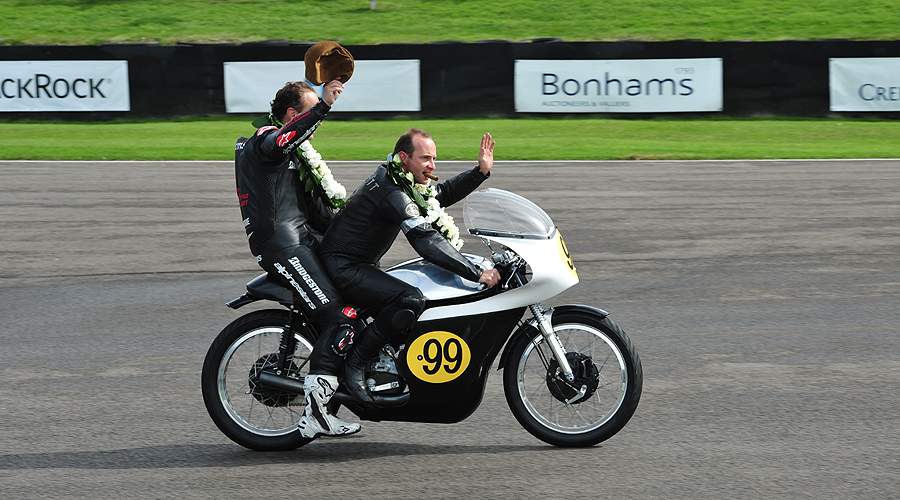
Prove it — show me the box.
[299,141,347,210]
[414,181,463,250]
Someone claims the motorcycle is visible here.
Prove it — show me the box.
[201,188,642,450]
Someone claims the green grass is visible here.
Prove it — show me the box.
[1,0,898,46]
[2,1,897,161]
[2,117,897,161]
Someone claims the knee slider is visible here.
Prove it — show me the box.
[330,324,356,357]
[391,290,425,330]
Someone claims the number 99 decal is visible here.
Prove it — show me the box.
[406,331,471,383]
[557,231,577,278]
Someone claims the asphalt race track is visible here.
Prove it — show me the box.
[1,159,898,499]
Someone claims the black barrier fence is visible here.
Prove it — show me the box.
[1,39,899,120]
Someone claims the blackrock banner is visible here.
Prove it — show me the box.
[0,60,130,112]
[224,60,420,113]
[830,58,900,112]
[515,58,723,113]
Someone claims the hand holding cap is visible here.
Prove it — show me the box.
[304,41,355,85]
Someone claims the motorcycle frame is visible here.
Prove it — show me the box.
[348,307,526,423]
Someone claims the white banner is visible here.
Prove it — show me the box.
[224,60,420,113]
[830,58,900,112]
[0,60,130,112]
[515,58,723,113]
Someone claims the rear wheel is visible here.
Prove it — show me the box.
[201,309,314,451]
[503,311,642,447]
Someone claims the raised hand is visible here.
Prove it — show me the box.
[478,133,495,175]
[322,79,344,106]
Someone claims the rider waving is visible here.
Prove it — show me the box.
[319,129,500,405]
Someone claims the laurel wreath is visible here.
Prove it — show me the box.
[298,141,347,211]
[386,153,463,249]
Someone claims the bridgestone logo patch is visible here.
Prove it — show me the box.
[288,256,330,306]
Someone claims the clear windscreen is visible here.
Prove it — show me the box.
[463,188,556,239]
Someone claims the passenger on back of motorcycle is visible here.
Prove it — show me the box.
[234,80,362,438]
[318,128,502,406]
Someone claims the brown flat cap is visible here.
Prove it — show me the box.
[304,41,355,85]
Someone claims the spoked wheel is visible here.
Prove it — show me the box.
[503,310,642,447]
[201,309,315,451]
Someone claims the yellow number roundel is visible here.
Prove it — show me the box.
[406,331,471,383]
[557,231,577,277]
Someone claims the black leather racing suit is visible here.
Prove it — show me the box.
[234,100,359,375]
[319,164,489,339]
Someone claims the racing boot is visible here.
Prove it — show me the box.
[341,322,392,406]
[297,374,360,438]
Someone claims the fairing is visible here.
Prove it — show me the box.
[387,188,578,321]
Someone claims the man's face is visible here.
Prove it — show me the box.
[288,91,320,136]
[401,135,437,184]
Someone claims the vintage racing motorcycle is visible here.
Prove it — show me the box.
[201,188,642,450]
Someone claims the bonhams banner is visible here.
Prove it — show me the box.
[830,58,900,112]
[224,60,420,113]
[515,58,723,113]
[0,60,130,112]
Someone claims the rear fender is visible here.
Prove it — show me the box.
[226,273,293,309]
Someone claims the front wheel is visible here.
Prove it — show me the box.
[201,309,315,451]
[503,311,642,447]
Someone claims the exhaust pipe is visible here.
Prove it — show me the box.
[257,371,410,407]
[257,371,359,405]
[258,371,304,393]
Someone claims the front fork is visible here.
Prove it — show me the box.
[529,304,575,383]
[497,252,576,383]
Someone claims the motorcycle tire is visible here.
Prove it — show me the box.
[503,310,642,447]
[201,309,315,451]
